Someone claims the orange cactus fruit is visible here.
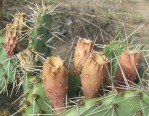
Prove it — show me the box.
[114,50,140,86]
[43,56,68,113]
[81,53,110,98]
[74,37,93,74]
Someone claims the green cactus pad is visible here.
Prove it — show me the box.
[0,45,17,91]
[68,73,81,98]
[28,11,53,57]
[22,75,54,115]
[63,90,149,116]
[22,73,37,93]
[103,41,126,78]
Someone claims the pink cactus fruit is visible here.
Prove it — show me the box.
[74,37,93,74]
[4,13,26,56]
[43,56,68,113]
[81,53,110,98]
[4,24,19,56]
[114,50,140,86]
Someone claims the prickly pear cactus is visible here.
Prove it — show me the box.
[61,37,149,116]
[63,90,149,116]
[0,2,148,116]
[28,9,53,57]
[103,40,144,86]
[21,74,53,115]
[0,45,17,93]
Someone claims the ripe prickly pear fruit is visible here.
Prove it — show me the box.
[81,53,110,98]
[43,56,68,113]
[114,50,140,86]
[74,37,93,74]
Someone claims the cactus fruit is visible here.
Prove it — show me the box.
[63,90,149,116]
[114,50,140,86]
[81,53,110,98]
[21,75,53,115]
[4,24,19,56]
[4,13,27,56]
[43,56,68,113]
[74,37,93,74]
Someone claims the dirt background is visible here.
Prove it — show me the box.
[0,0,149,115]
[51,0,149,60]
